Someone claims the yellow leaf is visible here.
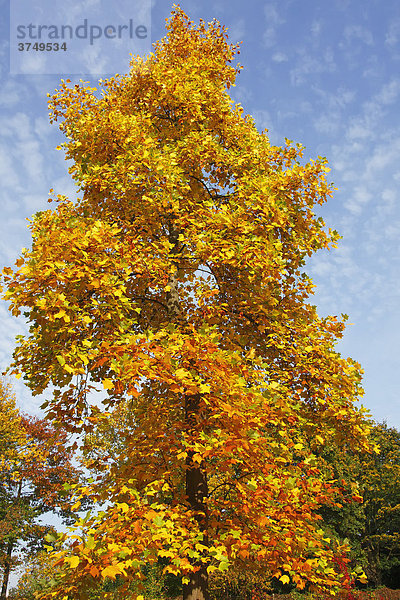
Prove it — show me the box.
[279,574,290,584]
[195,543,208,552]
[175,368,190,380]
[67,555,80,569]
[78,353,89,365]
[86,536,95,549]
[56,355,65,366]
[102,379,114,390]
[101,565,121,580]
[373,443,380,454]
[199,383,211,393]
[159,549,174,558]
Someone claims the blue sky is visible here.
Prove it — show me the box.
[1,0,400,429]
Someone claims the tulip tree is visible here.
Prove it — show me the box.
[1,7,372,600]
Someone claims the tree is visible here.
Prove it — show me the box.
[9,549,182,600]
[314,436,369,586]
[0,379,27,599]
[307,423,400,590]
[313,423,400,589]
[8,551,60,600]
[358,423,400,587]
[1,7,372,600]
[0,380,77,599]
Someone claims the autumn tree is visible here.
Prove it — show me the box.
[0,380,77,599]
[7,551,61,600]
[1,8,373,600]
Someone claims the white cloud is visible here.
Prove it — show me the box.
[0,81,29,108]
[362,54,382,79]
[385,18,400,47]
[226,18,245,44]
[337,24,375,70]
[0,40,8,79]
[252,109,280,143]
[311,20,322,37]
[0,112,46,186]
[344,186,372,214]
[34,116,53,140]
[19,52,49,75]
[22,193,47,212]
[263,2,285,48]
[376,78,400,105]
[347,121,373,141]
[0,147,21,190]
[264,2,284,27]
[272,51,288,63]
[343,24,374,46]
[312,86,355,135]
[365,138,400,176]
[290,47,336,86]
[305,71,400,352]
[79,44,110,74]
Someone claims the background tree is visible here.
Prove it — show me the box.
[0,380,78,600]
[314,437,369,590]
[309,423,400,590]
[0,378,27,599]
[358,423,400,587]
[8,551,59,600]
[1,8,372,600]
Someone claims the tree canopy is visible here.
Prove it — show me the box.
[1,7,373,600]
[0,379,76,600]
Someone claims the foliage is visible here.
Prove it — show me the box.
[8,551,62,600]
[304,422,400,590]
[10,552,182,600]
[1,7,373,600]
[0,379,77,599]
[316,440,368,575]
[359,423,400,587]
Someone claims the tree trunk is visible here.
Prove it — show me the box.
[183,394,209,600]
[0,540,14,600]
[165,225,209,600]
[182,566,209,600]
